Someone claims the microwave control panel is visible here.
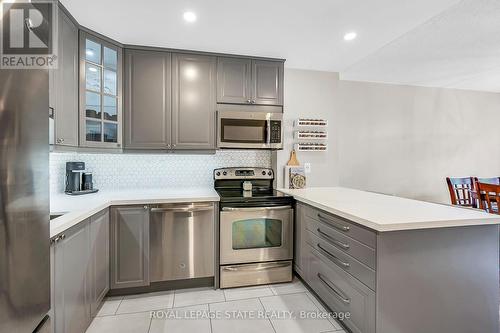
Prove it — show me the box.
[270,121,282,143]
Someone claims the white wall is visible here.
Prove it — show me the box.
[273,69,339,188]
[274,68,500,204]
[335,80,500,204]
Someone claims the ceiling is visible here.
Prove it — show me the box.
[61,0,499,92]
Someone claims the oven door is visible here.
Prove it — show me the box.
[217,110,283,149]
[220,205,293,265]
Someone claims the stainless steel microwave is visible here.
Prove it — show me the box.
[217,110,283,149]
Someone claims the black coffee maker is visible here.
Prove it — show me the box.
[65,162,99,195]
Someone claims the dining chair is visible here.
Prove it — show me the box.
[446,177,475,208]
[475,182,500,214]
[475,177,500,185]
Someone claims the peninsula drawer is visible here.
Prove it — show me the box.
[306,230,375,290]
[306,216,376,269]
[305,205,376,248]
[309,246,376,333]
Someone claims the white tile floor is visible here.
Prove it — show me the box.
[86,277,346,333]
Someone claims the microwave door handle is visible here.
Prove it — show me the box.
[266,120,271,144]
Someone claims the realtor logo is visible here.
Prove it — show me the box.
[1,0,58,69]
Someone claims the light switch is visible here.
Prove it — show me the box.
[304,163,311,174]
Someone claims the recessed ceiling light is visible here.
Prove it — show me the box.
[343,32,357,41]
[183,11,197,23]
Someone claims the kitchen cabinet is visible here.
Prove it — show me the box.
[172,53,217,149]
[252,60,283,105]
[110,205,150,289]
[49,7,79,147]
[217,57,283,106]
[216,57,252,104]
[296,203,377,333]
[79,31,123,148]
[124,50,171,149]
[124,50,217,150]
[52,219,91,333]
[51,209,110,333]
[89,209,110,317]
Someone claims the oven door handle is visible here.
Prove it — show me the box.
[222,262,291,272]
[222,205,291,212]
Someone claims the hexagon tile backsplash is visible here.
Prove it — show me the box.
[50,151,272,194]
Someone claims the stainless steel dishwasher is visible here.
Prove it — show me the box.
[149,202,215,282]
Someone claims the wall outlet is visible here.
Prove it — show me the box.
[304,163,311,174]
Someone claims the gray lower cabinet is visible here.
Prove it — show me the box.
[172,53,217,149]
[124,49,171,149]
[217,57,284,106]
[110,205,150,289]
[52,209,110,333]
[52,219,91,333]
[89,209,110,316]
[49,7,79,147]
[296,203,376,333]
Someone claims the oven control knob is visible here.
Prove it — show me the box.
[268,171,272,176]
[262,171,266,175]
[216,172,221,176]
[223,171,227,176]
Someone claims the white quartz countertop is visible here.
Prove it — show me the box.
[50,188,220,238]
[278,187,500,232]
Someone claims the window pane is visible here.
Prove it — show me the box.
[86,120,101,142]
[104,47,117,70]
[86,63,101,92]
[103,122,118,143]
[85,39,101,64]
[232,219,282,250]
[103,96,117,121]
[85,92,101,119]
[103,69,117,95]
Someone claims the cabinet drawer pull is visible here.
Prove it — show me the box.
[317,243,350,268]
[317,273,351,304]
[317,228,350,250]
[317,213,350,232]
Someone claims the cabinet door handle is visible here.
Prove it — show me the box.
[246,99,251,103]
[317,273,351,304]
[317,228,350,250]
[317,243,350,268]
[251,100,256,104]
[318,213,350,232]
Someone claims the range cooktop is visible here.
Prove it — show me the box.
[214,167,293,207]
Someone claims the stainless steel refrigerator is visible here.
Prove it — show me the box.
[0,67,51,332]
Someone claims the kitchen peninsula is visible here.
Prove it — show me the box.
[280,187,500,333]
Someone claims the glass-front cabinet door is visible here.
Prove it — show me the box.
[80,32,122,148]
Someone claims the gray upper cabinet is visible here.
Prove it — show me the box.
[124,50,171,149]
[79,31,123,148]
[110,206,150,289]
[217,57,284,106]
[50,8,79,147]
[217,57,252,104]
[252,60,283,105]
[53,220,91,333]
[89,209,109,317]
[172,53,217,150]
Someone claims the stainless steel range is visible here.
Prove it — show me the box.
[214,167,294,288]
